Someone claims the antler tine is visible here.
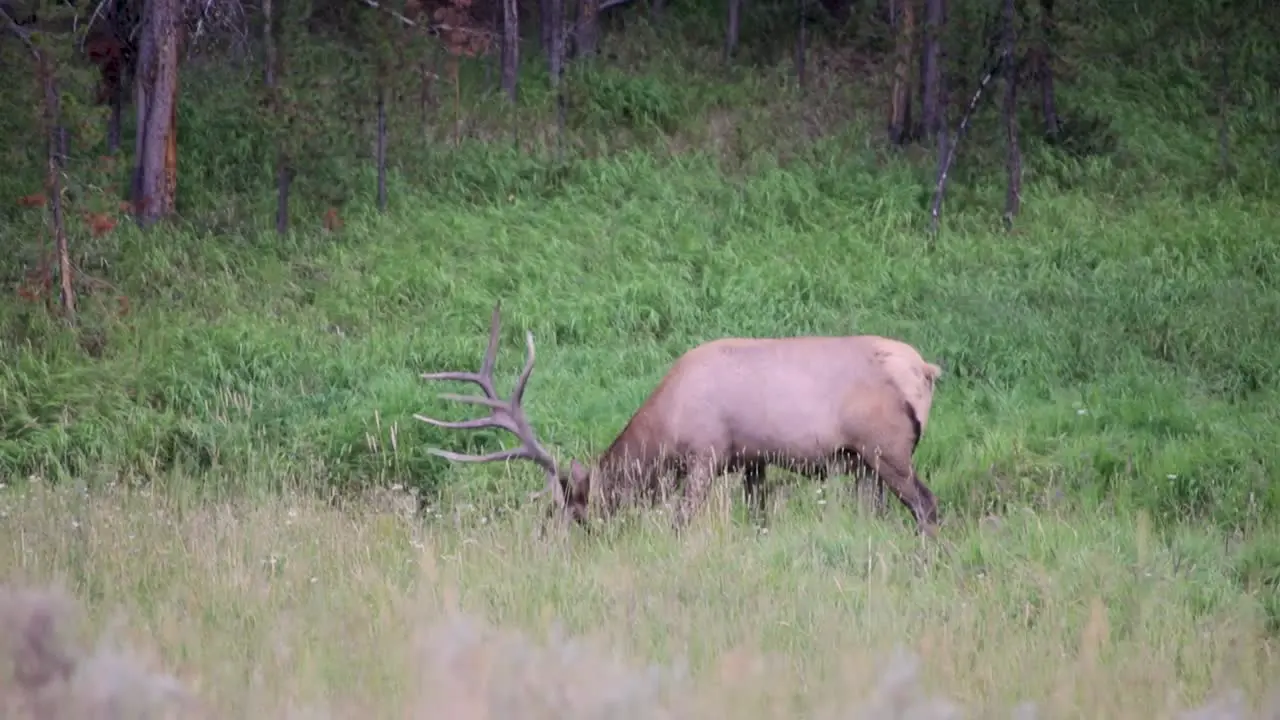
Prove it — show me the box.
[412,412,516,433]
[510,330,537,407]
[501,329,558,470]
[477,300,502,388]
[419,301,504,397]
[428,446,535,464]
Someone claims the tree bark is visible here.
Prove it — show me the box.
[376,81,388,211]
[501,0,518,102]
[577,0,599,56]
[263,0,275,88]
[724,0,743,63]
[40,52,75,319]
[547,0,566,153]
[263,0,291,235]
[540,0,553,51]
[1216,46,1233,178]
[795,0,807,88]
[4,9,74,317]
[920,0,944,140]
[887,0,916,145]
[1038,0,1059,139]
[1001,0,1021,226]
[131,0,181,227]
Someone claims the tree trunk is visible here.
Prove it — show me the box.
[724,0,743,63]
[501,0,518,103]
[376,81,388,212]
[540,0,553,51]
[887,0,916,145]
[39,52,75,319]
[263,0,275,88]
[107,81,123,153]
[577,0,600,57]
[547,0,566,153]
[420,50,439,132]
[920,0,944,140]
[1212,7,1234,179]
[131,0,181,227]
[263,0,291,235]
[1001,0,1021,226]
[795,0,807,88]
[1216,46,1233,178]
[1038,0,1059,139]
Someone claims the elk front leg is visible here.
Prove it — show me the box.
[673,457,717,531]
[853,449,889,518]
[742,460,769,528]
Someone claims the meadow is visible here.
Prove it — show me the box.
[2,1,1280,715]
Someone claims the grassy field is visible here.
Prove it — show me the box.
[3,2,1280,716]
[4,481,1280,718]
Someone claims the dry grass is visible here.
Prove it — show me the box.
[1,479,1277,719]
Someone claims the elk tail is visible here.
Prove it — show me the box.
[903,398,923,454]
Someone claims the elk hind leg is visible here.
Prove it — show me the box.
[865,453,939,537]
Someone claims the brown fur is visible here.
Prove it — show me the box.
[417,304,945,537]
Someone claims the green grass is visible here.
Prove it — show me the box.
[1,1,1279,714]
[3,145,1277,529]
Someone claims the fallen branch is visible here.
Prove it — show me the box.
[928,50,1007,235]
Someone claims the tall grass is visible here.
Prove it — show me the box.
[2,481,1279,719]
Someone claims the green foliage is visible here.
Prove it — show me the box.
[0,0,1277,538]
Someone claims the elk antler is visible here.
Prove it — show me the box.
[415,302,565,508]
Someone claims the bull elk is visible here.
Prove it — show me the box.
[415,302,944,536]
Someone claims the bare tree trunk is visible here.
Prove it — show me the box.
[263,0,291,235]
[1037,0,1059,139]
[1001,0,1021,227]
[101,5,126,156]
[376,81,388,211]
[501,0,518,103]
[1212,9,1235,180]
[107,82,123,153]
[887,0,916,145]
[724,0,743,63]
[487,0,497,90]
[275,162,293,234]
[132,0,181,227]
[920,0,944,140]
[39,53,75,319]
[4,10,74,317]
[929,60,1000,234]
[795,0,807,88]
[1216,48,1233,179]
[263,0,275,87]
[419,51,438,133]
[540,0,553,51]
[577,0,599,57]
[547,0,566,154]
